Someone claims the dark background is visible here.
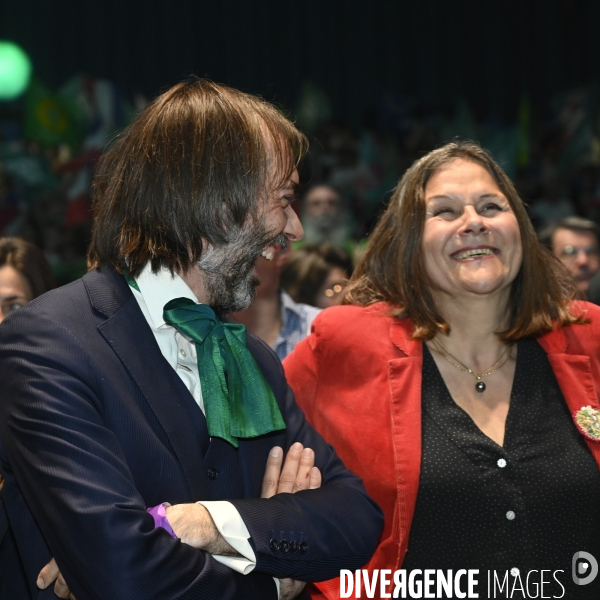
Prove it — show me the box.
[2,0,599,124]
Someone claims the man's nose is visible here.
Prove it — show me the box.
[575,250,590,268]
[284,207,304,242]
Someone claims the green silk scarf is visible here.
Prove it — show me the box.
[163,297,285,447]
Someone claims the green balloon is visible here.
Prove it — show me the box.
[0,41,32,100]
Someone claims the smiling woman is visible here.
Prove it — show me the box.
[284,141,600,599]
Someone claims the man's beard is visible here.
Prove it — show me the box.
[198,224,287,315]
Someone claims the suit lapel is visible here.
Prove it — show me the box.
[538,329,600,467]
[84,267,210,499]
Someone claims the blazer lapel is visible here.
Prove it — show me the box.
[538,329,600,467]
[84,267,210,499]
[387,317,423,564]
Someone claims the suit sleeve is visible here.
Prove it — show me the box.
[229,332,384,581]
[0,309,278,600]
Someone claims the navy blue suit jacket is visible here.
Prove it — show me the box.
[0,267,382,599]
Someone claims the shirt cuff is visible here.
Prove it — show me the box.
[197,500,256,575]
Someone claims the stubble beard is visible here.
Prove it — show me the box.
[198,224,288,315]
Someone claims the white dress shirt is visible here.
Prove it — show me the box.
[131,264,259,576]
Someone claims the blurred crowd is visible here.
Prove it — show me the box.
[2,77,600,311]
[0,76,139,285]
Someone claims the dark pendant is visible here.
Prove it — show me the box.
[475,381,486,393]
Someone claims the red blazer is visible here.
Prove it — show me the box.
[283,301,600,600]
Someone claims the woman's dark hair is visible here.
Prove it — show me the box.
[281,243,353,306]
[0,237,55,299]
[344,140,584,342]
[88,79,308,277]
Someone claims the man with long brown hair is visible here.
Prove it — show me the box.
[0,80,382,600]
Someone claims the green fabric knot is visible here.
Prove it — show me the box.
[163,297,285,448]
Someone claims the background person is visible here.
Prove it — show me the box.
[0,237,55,324]
[233,246,321,360]
[300,184,353,251]
[539,216,600,299]
[0,236,55,599]
[281,243,352,309]
[284,141,600,599]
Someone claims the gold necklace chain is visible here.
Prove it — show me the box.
[430,336,513,383]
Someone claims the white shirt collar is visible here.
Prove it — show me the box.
[134,263,199,329]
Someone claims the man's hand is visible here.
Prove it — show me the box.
[261,442,321,498]
[280,577,307,600]
[262,443,321,600]
[37,558,77,599]
[164,503,238,555]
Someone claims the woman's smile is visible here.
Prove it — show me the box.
[451,246,498,260]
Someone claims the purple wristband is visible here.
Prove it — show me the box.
[147,502,178,539]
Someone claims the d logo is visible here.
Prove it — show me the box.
[573,551,598,585]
